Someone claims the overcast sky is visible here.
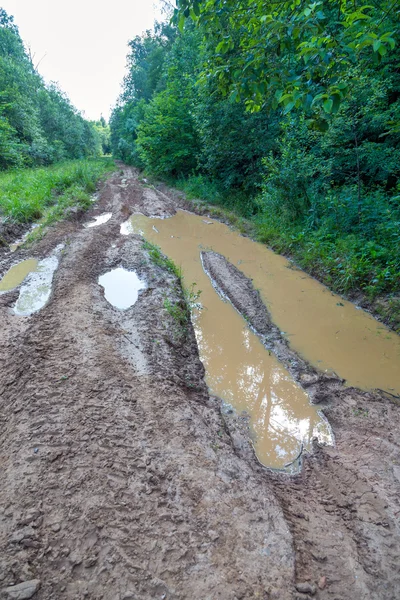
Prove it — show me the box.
[1,0,164,121]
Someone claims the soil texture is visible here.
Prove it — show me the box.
[0,167,399,600]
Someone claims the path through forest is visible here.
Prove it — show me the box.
[0,168,400,600]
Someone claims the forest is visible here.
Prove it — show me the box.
[0,8,113,232]
[0,9,111,168]
[110,0,400,318]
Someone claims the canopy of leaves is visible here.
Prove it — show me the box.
[110,4,400,298]
[174,0,398,123]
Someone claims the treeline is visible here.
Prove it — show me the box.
[110,2,400,301]
[0,9,109,170]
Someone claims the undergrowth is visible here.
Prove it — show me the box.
[0,158,116,226]
[142,240,182,279]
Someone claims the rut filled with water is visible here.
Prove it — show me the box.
[123,211,336,470]
[120,209,400,469]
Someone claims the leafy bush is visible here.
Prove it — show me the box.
[136,82,200,177]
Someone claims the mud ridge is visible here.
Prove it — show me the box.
[201,250,343,406]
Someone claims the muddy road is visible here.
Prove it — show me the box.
[0,167,400,600]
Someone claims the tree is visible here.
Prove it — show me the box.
[0,8,100,169]
[174,0,398,123]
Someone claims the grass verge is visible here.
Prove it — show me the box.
[143,239,201,337]
[0,158,116,228]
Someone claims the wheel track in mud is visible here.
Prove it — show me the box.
[0,166,399,600]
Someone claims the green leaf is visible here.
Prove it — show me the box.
[373,40,381,53]
[283,101,295,114]
[178,14,185,32]
[323,98,333,114]
[331,93,341,114]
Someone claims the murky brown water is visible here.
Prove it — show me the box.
[99,267,146,310]
[125,212,333,470]
[128,210,400,395]
[0,259,38,292]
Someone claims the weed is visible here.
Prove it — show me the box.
[143,240,182,279]
[164,297,189,331]
[0,158,116,227]
[352,407,369,417]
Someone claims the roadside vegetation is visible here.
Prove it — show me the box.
[0,158,114,225]
[110,1,400,326]
[143,239,202,337]
[0,10,115,237]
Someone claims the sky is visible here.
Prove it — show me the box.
[1,0,165,121]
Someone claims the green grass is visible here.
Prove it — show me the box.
[143,239,202,336]
[0,158,116,226]
[142,240,182,279]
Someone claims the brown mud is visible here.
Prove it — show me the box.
[0,166,400,600]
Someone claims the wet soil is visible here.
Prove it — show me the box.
[0,167,400,600]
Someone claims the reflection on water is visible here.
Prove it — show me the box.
[128,211,333,470]
[84,213,112,228]
[9,224,40,252]
[13,245,63,316]
[99,267,146,310]
[128,210,400,396]
[0,259,39,292]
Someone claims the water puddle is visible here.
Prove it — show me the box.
[120,220,134,236]
[13,245,63,316]
[84,213,112,228]
[127,210,400,397]
[128,212,333,470]
[99,267,146,310]
[0,259,39,292]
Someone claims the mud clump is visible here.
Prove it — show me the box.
[202,250,273,336]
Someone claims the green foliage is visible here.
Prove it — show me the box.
[0,158,115,224]
[0,9,101,170]
[110,23,176,166]
[136,83,200,177]
[111,5,400,303]
[163,296,189,331]
[175,0,398,120]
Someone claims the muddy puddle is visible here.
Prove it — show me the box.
[84,213,112,228]
[99,267,146,310]
[126,211,400,396]
[0,259,39,292]
[124,213,332,470]
[12,245,63,316]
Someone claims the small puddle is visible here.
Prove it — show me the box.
[84,213,112,228]
[0,259,39,292]
[13,245,63,316]
[99,267,146,310]
[128,212,333,470]
[120,220,134,236]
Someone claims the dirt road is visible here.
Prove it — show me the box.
[0,168,400,600]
